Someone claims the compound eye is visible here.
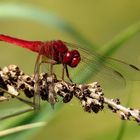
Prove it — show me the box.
[70,57,81,67]
[63,51,72,64]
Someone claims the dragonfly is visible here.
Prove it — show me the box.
[0,34,140,120]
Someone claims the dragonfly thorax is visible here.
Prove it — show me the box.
[47,40,81,67]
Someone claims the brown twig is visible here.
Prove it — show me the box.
[0,65,140,124]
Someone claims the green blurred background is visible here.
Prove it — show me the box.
[0,0,140,140]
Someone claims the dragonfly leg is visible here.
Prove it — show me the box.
[34,53,42,111]
[62,65,73,82]
[39,59,57,75]
[33,55,57,111]
[50,64,53,75]
[65,65,73,83]
[39,59,57,107]
[61,65,65,81]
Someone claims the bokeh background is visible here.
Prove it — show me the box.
[0,1,140,140]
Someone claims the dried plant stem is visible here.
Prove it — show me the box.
[0,65,140,124]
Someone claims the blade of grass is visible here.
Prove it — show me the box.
[101,21,140,56]
[0,103,63,140]
[0,122,46,137]
[115,122,127,140]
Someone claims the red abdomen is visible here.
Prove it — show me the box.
[0,34,43,53]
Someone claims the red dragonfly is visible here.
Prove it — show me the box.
[0,35,81,80]
[0,34,81,111]
[0,34,140,114]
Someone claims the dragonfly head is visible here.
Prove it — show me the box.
[63,50,81,67]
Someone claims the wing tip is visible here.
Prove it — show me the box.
[129,64,140,71]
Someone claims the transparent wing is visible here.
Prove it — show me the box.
[65,42,140,89]
[33,45,44,110]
